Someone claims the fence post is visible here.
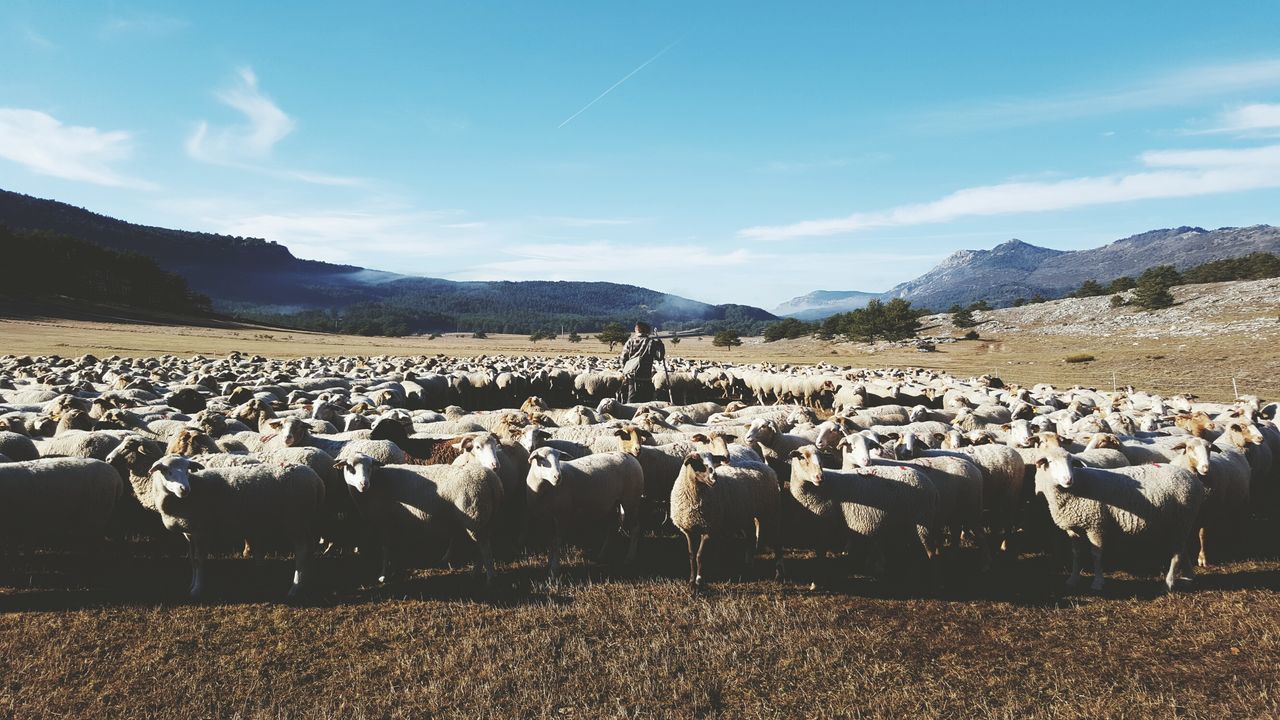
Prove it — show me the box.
[1232,376,1239,400]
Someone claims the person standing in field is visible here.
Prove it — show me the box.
[619,321,665,402]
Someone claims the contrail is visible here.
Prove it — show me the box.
[558,39,681,128]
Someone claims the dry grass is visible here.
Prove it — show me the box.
[2,535,1279,719]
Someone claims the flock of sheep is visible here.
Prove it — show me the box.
[1,350,1277,600]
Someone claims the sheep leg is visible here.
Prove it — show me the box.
[548,524,561,580]
[188,534,208,600]
[378,542,394,585]
[684,531,701,586]
[972,526,991,573]
[474,537,495,587]
[622,506,640,566]
[1196,527,1210,568]
[1066,536,1084,588]
[288,538,312,599]
[694,533,710,587]
[1088,541,1105,592]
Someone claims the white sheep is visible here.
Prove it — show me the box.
[144,454,326,599]
[1033,445,1205,592]
[1168,436,1251,566]
[787,445,938,583]
[0,430,39,461]
[524,446,644,578]
[669,451,782,586]
[0,457,123,547]
[338,452,502,585]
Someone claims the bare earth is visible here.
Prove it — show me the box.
[1,280,1279,718]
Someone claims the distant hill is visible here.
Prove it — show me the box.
[773,290,881,320]
[788,225,1280,311]
[0,189,776,334]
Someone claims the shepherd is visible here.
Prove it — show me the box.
[618,321,666,403]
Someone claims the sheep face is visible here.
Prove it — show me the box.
[519,426,550,454]
[1034,448,1079,489]
[837,433,880,469]
[337,453,378,494]
[526,447,563,493]
[149,455,204,499]
[689,433,731,466]
[1171,438,1213,477]
[787,446,825,486]
[105,436,154,475]
[680,452,717,486]
[813,421,845,454]
[456,434,502,473]
[744,419,777,446]
[268,418,309,448]
[1006,420,1034,448]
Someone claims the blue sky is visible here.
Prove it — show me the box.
[4,2,1280,308]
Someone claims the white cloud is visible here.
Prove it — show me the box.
[206,209,472,265]
[187,67,295,162]
[187,67,363,186]
[0,108,152,188]
[740,143,1280,240]
[1193,103,1280,137]
[926,57,1280,130]
[446,241,755,282]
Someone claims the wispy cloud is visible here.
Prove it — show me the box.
[187,67,363,186]
[21,24,56,50]
[558,39,680,128]
[740,143,1280,240]
[447,240,752,282]
[924,57,1280,130]
[187,67,295,161]
[1190,103,1280,137]
[204,208,476,265]
[0,108,152,188]
[100,14,188,39]
[535,216,644,227]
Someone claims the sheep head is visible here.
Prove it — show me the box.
[836,432,880,469]
[335,452,380,494]
[526,446,564,493]
[787,445,825,485]
[1170,437,1216,477]
[680,452,718,486]
[148,454,205,499]
[455,433,502,473]
[1034,447,1082,489]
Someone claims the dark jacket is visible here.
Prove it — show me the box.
[619,333,665,378]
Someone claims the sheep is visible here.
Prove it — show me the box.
[166,428,224,457]
[573,370,624,403]
[921,435,1025,554]
[145,454,326,599]
[524,446,644,578]
[669,451,783,586]
[337,453,502,585]
[452,432,527,555]
[690,431,765,467]
[368,417,466,465]
[787,445,938,584]
[1033,445,1205,592]
[266,416,406,465]
[612,425,698,511]
[0,453,10,463]
[35,429,134,461]
[0,457,123,546]
[0,430,39,461]
[1168,436,1251,566]
[842,433,989,570]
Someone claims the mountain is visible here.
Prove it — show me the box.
[884,238,1068,310]
[876,226,1280,310]
[772,290,882,320]
[0,189,776,334]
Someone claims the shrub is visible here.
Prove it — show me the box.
[1109,294,1126,308]
[763,318,817,342]
[1065,353,1096,363]
[597,322,628,351]
[712,330,743,349]
[1073,279,1107,298]
[567,331,582,343]
[951,308,977,328]
[471,331,488,339]
[962,330,979,340]
[1133,277,1175,310]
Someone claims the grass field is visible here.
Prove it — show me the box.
[2,308,1280,717]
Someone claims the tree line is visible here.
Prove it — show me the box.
[0,226,211,314]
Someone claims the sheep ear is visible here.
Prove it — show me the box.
[690,433,709,443]
[1209,444,1222,453]
[1035,457,1049,470]
[788,449,804,459]
[1170,441,1187,451]
[712,455,729,466]
[266,419,283,429]
[186,461,205,473]
[1000,423,1011,431]
[1068,457,1084,469]
[884,432,900,440]
[931,432,944,442]
[1027,435,1041,447]
[613,429,629,438]
[147,461,166,476]
[332,460,347,471]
